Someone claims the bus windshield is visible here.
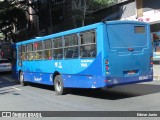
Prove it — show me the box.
[107,24,147,48]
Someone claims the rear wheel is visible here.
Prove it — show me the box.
[19,72,26,86]
[54,75,67,95]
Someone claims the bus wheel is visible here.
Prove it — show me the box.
[19,72,26,86]
[54,75,66,95]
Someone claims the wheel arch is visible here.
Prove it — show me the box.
[53,71,60,83]
[18,70,22,79]
[53,71,68,95]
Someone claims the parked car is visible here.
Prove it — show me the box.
[0,59,11,72]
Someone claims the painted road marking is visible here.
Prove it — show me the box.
[12,87,21,91]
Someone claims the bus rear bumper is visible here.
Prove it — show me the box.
[100,73,153,88]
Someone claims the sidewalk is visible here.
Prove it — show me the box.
[153,64,160,80]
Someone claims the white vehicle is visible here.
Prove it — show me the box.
[0,59,11,72]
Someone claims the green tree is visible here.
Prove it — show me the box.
[15,0,55,35]
[0,0,27,42]
[70,0,118,27]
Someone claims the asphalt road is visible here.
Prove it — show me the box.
[0,73,160,120]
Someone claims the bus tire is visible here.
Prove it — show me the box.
[54,75,66,95]
[19,72,27,86]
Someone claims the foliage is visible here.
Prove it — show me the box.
[70,0,118,27]
[0,0,120,42]
[0,0,27,42]
[91,0,117,10]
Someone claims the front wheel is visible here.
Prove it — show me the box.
[54,75,67,95]
[19,72,27,86]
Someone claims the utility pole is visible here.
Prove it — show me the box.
[49,0,53,33]
[136,0,143,17]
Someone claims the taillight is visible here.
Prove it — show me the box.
[150,56,153,71]
[105,60,109,75]
[150,56,153,65]
[106,66,109,70]
[105,60,109,65]
[150,62,153,65]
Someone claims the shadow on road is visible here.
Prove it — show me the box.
[0,72,21,96]
[27,81,160,100]
[0,72,12,75]
[70,83,160,100]
[0,72,19,88]
[1,73,160,100]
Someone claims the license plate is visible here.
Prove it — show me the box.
[127,71,135,75]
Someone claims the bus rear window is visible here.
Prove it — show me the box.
[107,24,147,48]
[134,26,145,33]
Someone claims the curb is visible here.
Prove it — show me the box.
[153,64,160,81]
[153,76,160,81]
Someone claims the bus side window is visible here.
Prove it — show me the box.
[22,53,26,60]
[64,34,78,59]
[34,52,40,60]
[65,49,73,58]
[21,45,26,61]
[18,46,21,61]
[53,38,63,59]
[57,54,63,59]
[26,44,34,60]
[90,51,96,57]
[44,50,52,60]
[33,42,43,60]
[44,40,52,60]
[28,52,34,60]
[80,30,96,58]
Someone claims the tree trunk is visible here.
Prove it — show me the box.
[82,0,87,26]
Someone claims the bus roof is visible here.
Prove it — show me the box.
[106,20,148,25]
[16,22,100,45]
[16,20,148,45]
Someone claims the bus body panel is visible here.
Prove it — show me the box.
[12,21,153,89]
[22,53,102,88]
[24,72,53,85]
[105,22,153,78]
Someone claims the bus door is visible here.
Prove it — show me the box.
[11,44,18,79]
[18,45,23,69]
[106,23,152,77]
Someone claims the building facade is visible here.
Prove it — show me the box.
[22,0,160,42]
[88,0,160,60]
[121,0,160,32]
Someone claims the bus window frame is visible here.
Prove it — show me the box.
[20,45,27,61]
[64,34,79,59]
[18,46,21,61]
[26,43,34,61]
[19,29,97,61]
[44,39,53,60]
[80,30,97,58]
[53,37,63,59]
[33,41,43,60]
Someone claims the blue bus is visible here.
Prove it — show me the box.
[11,21,153,95]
